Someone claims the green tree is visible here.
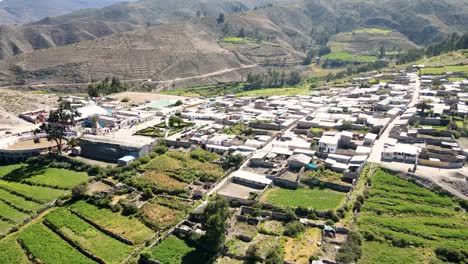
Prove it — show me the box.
[265,244,284,264]
[168,115,183,127]
[238,27,246,38]
[38,98,80,154]
[416,100,433,116]
[201,195,230,252]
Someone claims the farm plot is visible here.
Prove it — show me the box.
[358,169,468,264]
[0,200,29,224]
[0,188,43,212]
[18,223,96,264]
[0,164,89,189]
[143,149,224,185]
[260,187,346,211]
[22,168,89,189]
[0,219,14,235]
[144,235,213,264]
[141,197,192,230]
[0,236,30,264]
[70,200,153,244]
[45,208,134,264]
[0,180,70,203]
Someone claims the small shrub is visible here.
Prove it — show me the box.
[284,221,305,237]
[122,203,138,216]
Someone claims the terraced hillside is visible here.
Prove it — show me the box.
[0,0,466,88]
[358,169,468,264]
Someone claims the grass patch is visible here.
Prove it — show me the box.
[70,200,153,244]
[45,208,134,264]
[260,187,346,211]
[19,223,95,264]
[226,238,250,256]
[258,220,284,236]
[135,126,165,137]
[145,235,213,264]
[0,164,23,178]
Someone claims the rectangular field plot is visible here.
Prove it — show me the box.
[141,197,192,231]
[0,188,43,212]
[45,208,134,264]
[23,168,89,189]
[0,219,14,235]
[70,201,153,244]
[18,223,96,264]
[0,200,29,224]
[0,180,69,203]
[0,236,30,264]
[146,235,213,264]
[260,187,346,211]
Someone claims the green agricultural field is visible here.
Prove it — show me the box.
[0,219,14,235]
[260,187,346,211]
[0,188,43,212]
[236,87,311,97]
[0,236,30,264]
[0,180,69,203]
[22,168,89,189]
[359,241,425,264]
[0,164,23,178]
[160,83,245,98]
[420,65,468,75]
[45,208,134,264]
[19,223,95,264]
[144,150,224,183]
[145,235,213,264]
[0,200,29,224]
[322,52,377,62]
[358,169,468,263]
[70,201,153,244]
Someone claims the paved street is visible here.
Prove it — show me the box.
[368,74,420,163]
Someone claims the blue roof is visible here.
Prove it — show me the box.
[307,164,319,170]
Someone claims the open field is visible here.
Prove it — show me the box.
[358,169,467,263]
[145,235,212,264]
[409,50,468,67]
[18,223,96,264]
[260,187,346,211]
[0,220,14,235]
[70,200,153,244]
[45,208,134,264]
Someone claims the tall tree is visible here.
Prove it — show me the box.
[216,13,225,24]
[201,195,230,252]
[39,98,80,154]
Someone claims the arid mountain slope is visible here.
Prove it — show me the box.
[0,0,131,25]
[0,0,466,89]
